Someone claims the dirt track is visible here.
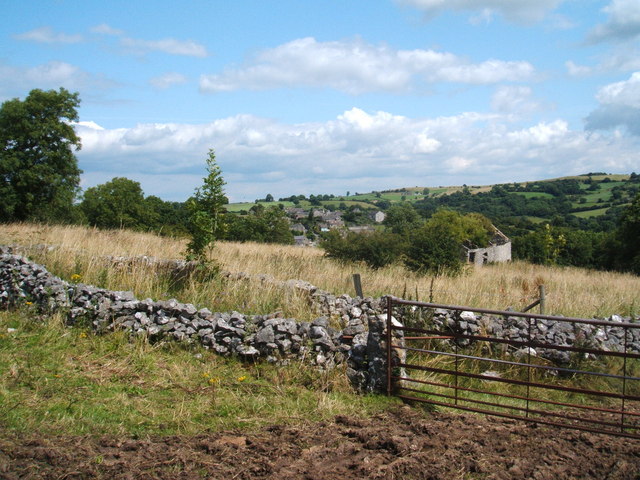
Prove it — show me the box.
[1,407,639,480]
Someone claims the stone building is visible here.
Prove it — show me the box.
[464,228,511,265]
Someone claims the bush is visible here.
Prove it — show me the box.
[404,222,464,275]
[320,230,406,269]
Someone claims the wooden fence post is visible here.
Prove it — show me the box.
[353,273,363,298]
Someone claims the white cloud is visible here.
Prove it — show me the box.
[507,120,569,145]
[90,23,208,58]
[74,108,639,202]
[150,72,188,89]
[14,26,83,44]
[0,61,115,98]
[446,156,476,173]
[491,85,542,115]
[91,23,124,36]
[565,61,592,77]
[566,46,640,77]
[586,72,640,135]
[200,37,534,94]
[588,0,640,43]
[120,37,208,57]
[596,72,640,108]
[395,0,565,24]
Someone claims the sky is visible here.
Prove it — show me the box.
[2,0,640,202]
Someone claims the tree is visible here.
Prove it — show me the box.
[186,149,228,262]
[81,177,147,229]
[513,224,566,265]
[615,193,640,274]
[403,209,494,275]
[0,88,82,222]
[383,203,421,236]
[226,206,294,244]
[404,221,463,275]
[320,230,406,269]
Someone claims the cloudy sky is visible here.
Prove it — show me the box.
[3,0,640,202]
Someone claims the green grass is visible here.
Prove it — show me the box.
[225,201,296,212]
[573,207,611,218]
[513,192,554,199]
[0,309,398,436]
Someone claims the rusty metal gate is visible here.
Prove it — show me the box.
[385,296,640,439]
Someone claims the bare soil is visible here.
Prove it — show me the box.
[1,407,639,480]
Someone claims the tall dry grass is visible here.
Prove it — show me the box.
[1,222,639,319]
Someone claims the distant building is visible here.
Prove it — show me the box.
[371,211,386,223]
[285,207,307,220]
[322,211,344,228]
[290,223,307,234]
[464,228,511,265]
[293,235,313,247]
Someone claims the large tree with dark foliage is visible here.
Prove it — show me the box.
[81,177,148,229]
[615,193,640,274]
[0,88,82,222]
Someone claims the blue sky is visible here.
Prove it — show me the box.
[2,0,640,202]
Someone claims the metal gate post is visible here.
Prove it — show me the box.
[386,295,393,396]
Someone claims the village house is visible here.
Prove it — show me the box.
[289,223,307,234]
[371,211,386,223]
[285,207,307,220]
[293,235,314,247]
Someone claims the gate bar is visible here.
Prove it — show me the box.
[394,375,640,417]
[394,325,640,360]
[400,386,637,430]
[394,344,640,381]
[389,297,637,328]
[397,393,640,440]
[399,362,640,401]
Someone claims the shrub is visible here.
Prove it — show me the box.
[320,230,406,269]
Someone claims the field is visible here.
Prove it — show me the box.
[2,223,640,478]
[1,223,638,319]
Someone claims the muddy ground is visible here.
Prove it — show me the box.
[1,407,639,480]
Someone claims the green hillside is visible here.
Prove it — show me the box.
[228,173,638,232]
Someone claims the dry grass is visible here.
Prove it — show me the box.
[1,222,639,319]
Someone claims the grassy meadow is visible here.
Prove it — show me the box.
[0,309,395,435]
[1,223,639,319]
[1,222,639,436]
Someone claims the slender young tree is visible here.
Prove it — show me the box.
[186,149,228,263]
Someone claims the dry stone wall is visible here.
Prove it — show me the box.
[3,245,638,394]
[0,247,397,393]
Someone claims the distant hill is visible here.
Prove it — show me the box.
[228,173,638,233]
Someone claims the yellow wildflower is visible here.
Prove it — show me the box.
[237,375,247,382]
[71,274,82,282]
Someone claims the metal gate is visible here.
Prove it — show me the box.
[385,296,640,439]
